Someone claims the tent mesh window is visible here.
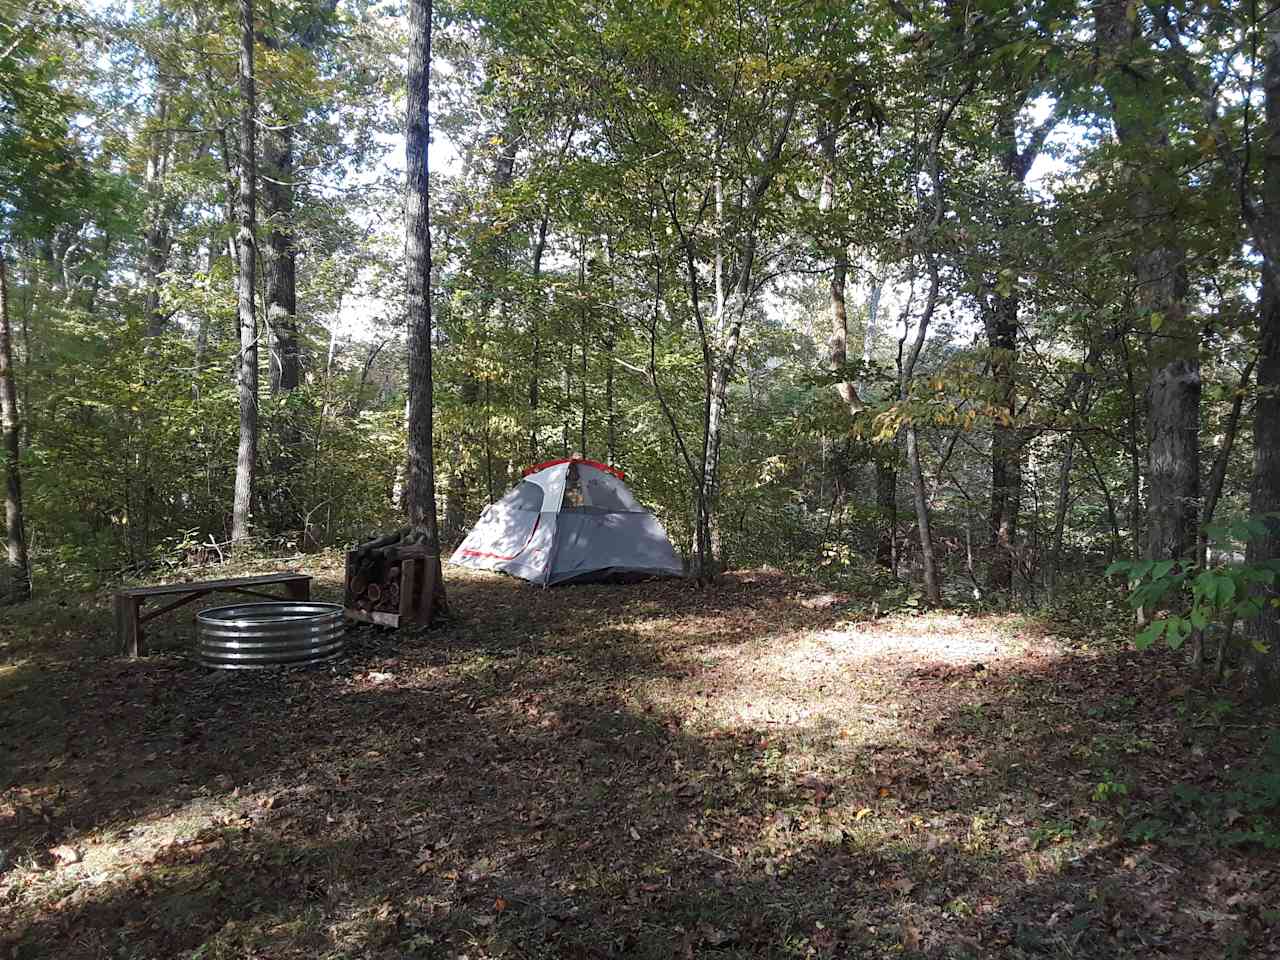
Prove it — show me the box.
[561,463,643,513]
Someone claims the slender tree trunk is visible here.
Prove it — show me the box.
[819,127,862,418]
[605,338,616,462]
[982,100,1057,594]
[562,360,571,456]
[1046,436,1074,602]
[603,234,617,463]
[1082,440,1123,564]
[987,291,1020,591]
[579,238,588,455]
[231,0,258,543]
[1097,0,1199,566]
[529,212,548,458]
[1199,359,1254,566]
[906,424,939,601]
[1244,13,1280,700]
[405,0,441,558]
[1120,333,1144,558]
[142,92,174,337]
[264,122,299,393]
[0,249,30,603]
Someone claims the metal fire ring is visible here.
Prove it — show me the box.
[196,601,346,670]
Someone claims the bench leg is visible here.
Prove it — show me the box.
[116,595,144,657]
[285,579,310,601]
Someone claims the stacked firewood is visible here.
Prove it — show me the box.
[344,527,412,614]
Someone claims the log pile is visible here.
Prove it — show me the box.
[343,528,447,628]
[344,527,410,615]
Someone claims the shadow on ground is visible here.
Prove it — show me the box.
[1,565,1277,958]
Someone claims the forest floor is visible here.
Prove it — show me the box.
[1,558,1278,959]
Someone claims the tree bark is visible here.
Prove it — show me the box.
[1096,0,1199,566]
[579,237,588,456]
[263,121,299,393]
[1244,11,1280,700]
[142,97,174,338]
[987,290,1021,591]
[819,126,861,417]
[231,0,258,543]
[906,424,939,601]
[983,98,1058,593]
[1046,436,1074,602]
[405,0,441,556]
[0,248,30,603]
[262,0,338,391]
[528,211,548,458]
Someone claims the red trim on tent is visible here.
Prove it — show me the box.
[522,456,625,480]
[459,516,542,562]
[460,547,522,561]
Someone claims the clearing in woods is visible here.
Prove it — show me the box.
[1,561,1277,958]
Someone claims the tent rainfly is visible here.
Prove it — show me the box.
[449,457,684,585]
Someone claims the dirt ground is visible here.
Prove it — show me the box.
[1,558,1277,958]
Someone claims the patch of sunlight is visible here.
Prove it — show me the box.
[815,613,1051,664]
[1,789,266,906]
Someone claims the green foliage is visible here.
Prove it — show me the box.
[1165,732,1280,849]
[1107,519,1280,652]
[1091,771,1130,804]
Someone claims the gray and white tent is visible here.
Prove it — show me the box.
[449,458,684,586]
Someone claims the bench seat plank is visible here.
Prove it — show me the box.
[118,573,310,598]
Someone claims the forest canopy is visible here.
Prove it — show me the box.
[2,0,1280,695]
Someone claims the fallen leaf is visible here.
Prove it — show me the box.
[902,922,921,951]
[51,844,82,865]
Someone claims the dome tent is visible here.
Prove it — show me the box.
[449,457,684,586]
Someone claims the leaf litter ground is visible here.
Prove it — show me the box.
[1,560,1277,958]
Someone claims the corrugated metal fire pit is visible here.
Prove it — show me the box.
[196,601,345,669]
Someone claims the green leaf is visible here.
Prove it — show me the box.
[1135,620,1166,651]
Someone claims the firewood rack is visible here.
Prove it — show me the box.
[344,543,443,629]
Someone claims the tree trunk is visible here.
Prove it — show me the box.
[264,121,299,393]
[1046,436,1074,602]
[1096,0,1199,565]
[982,98,1056,594]
[528,212,548,458]
[898,244,944,602]
[142,93,174,337]
[1200,358,1254,566]
[579,238,588,456]
[987,290,1020,592]
[231,0,258,543]
[1244,13,1280,700]
[906,424,939,602]
[819,127,862,418]
[0,249,30,603]
[405,0,441,556]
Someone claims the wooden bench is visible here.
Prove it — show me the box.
[114,572,313,657]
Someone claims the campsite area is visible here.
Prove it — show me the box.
[2,559,1277,959]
